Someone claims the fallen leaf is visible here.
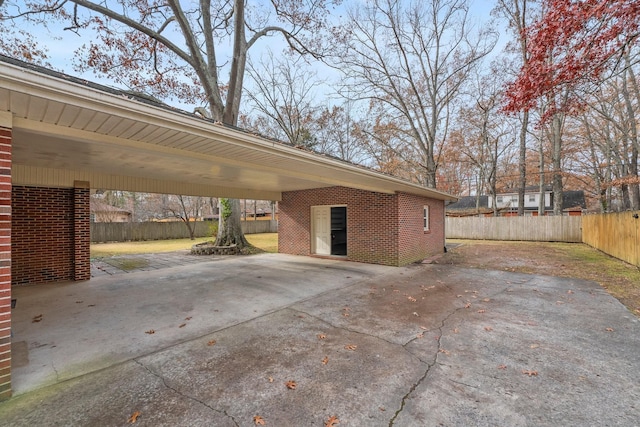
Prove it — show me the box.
[407,296,417,302]
[145,329,155,334]
[128,411,141,424]
[178,323,186,328]
[317,333,326,340]
[88,304,96,307]
[484,326,493,332]
[325,415,340,427]
[567,290,574,294]
[477,309,486,313]
[456,294,463,298]
[268,376,274,383]
[344,344,357,351]
[453,328,459,334]
[185,316,192,321]
[464,303,472,308]
[207,340,217,346]
[32,314,43,323]
[322,356,329,365]
[522,370,538,376]
[253,415,266,425]
[412,312,419,317]
[498,364,507,370]
[482,298,491,302]
[420,326,428,330]
[285,380,297,390]
[439,348,450,355]
[605,328,614,332]
[530,344,540,349]
[379,407,386,411]
[416,332,424,338]
[75,301,83,304]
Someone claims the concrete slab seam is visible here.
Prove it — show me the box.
[132,359,241,427]
[389,303,460,426]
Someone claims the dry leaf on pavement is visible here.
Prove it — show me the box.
[128,411,141,423]
[325,415,340,426]
[253,415,266,425]
[285,380,297,390]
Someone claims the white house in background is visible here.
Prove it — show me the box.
[489,186,552,211]
[487,186,586,216]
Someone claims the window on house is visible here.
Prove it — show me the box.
[497,196,503,203]
[423,205,430,231]
[511,196,518,203]
[528,195,536,202]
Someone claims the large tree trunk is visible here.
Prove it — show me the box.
[214,0,249,249]
[622,59,640,210]
[551,113,563,215]
[517,111,528,216]
[215,198,249,247]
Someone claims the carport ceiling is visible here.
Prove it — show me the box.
[0,56,456,202]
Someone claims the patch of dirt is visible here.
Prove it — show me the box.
[438,240,640,317]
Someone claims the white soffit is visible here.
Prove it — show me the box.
[0,57,457,202]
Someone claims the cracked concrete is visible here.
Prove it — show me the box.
[2,253,639,426]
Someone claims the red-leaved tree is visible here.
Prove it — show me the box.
[505,0,640,116]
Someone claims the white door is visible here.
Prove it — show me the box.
[312,206,331,255]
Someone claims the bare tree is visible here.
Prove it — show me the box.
[493,0,538,215]
[1,0,338,248]
[456,67,515,215]
[245,51,322,149]
[164,195,206,240]
[332,0,497,188]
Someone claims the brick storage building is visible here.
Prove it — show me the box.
[0,55,455,399]
[279,187,445,266]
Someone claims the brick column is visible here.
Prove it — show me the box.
[74,181,90,281]
[0,115,12,400]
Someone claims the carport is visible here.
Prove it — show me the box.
[0,54,455,399]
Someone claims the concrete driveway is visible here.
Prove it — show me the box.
[1,253,639,426]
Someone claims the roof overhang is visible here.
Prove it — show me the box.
[0,56,457,203]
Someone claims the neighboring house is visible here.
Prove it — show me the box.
[445,196,492,217]
[447,187,586,217]
[490,186,586,216]
[90,200,132,222]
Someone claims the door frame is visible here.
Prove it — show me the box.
[311,204,347,256]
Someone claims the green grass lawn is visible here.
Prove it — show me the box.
[91,233,278,258]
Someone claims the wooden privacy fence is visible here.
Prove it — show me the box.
[91,220,278,243]
[582,212,640,267]
[445,216,583,243]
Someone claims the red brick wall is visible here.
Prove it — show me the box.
[398,192,445,265]
[74,183,91,281]
[12,187,75,285]
[279,186,445,266]
[0,126,11,400]
[279,187,398,265]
